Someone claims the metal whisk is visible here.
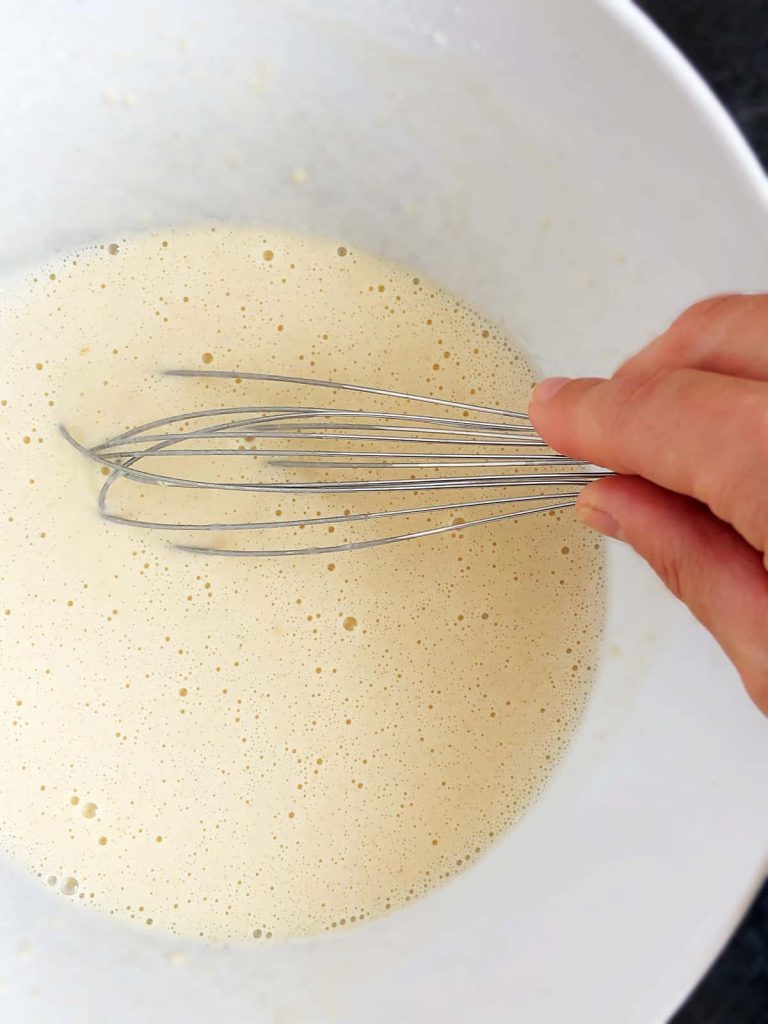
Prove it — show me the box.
[61,371,610,556]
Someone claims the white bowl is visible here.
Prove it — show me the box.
[1,1,767,1021]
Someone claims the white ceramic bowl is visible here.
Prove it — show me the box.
[1,1,767,1021]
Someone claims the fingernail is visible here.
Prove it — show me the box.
[576,503,625,541]
[532,376,571,403]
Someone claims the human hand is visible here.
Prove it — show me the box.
[529,295,768,715]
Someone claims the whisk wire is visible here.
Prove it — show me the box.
[62,371,609,555]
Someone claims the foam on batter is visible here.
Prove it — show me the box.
[0,226,604,940]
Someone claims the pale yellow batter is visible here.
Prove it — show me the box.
[0,226,603,940]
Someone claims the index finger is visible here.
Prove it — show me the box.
[528,368,768,555]
[617,294,768,381]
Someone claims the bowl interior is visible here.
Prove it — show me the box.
[0,1,767,1022]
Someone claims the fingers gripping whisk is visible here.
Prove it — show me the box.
[61,371,610,556]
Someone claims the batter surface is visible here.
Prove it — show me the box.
[0,226,603,939]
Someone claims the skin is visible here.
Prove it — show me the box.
[528,294,768,715]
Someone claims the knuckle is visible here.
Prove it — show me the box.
[756,399,768,470]
[661,294,738,361]
[741,577,768,715]
[671,294,736,336]
[740,663,768,717]
[617,365,672,419]
[721,395,768,549]
[624,363,670,395]
[653,548,686,603]
[593,367,676,473]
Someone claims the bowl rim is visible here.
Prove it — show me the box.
[601,0,767,1016]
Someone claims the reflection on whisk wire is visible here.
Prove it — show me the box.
[61,371,610,556]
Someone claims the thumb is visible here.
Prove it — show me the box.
[575,475,768,713]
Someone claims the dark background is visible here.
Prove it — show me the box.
[638,0,768,168]
[632,4,768,1021]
